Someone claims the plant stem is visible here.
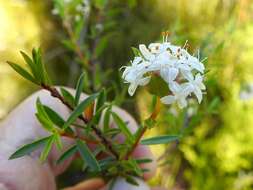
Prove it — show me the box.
[62,133,99,144]
[63,22,88,65]
[41,84,119,159]
[124,98,161,159]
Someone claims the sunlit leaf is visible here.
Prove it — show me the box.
[7,61,37,84]
[40,135,55,162]
[9,136,51,159]
[20,51,38,79]
[36,99,55,132]
[141,135,179,145]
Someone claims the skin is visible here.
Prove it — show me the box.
[0,88,166,190]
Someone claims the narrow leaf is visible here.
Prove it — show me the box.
[54,133,63,150]
[135,158,153,164]
[20,51,38,79]
[57,145,77,164]
[96,89,106,112]
[9,136,51,159]
[76,139,101,171]
[60,88,75,107]
[40,135,55,162]
[125,176,139,186]
[111,112,134,143]
[74,73,85,106]
[36,99,54,132]
[7,61,37,83]
[103,105,112,132]
[32,48,43,83]
[63,93,98,129]
[141,135,179,145]
[43,105,65,127]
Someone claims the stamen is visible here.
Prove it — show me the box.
[183,40,189,49]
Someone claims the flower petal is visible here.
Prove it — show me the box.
[190,60,205,73]
[139,44,155,61]
[128,83,138,96]
[193,87,203,103]
[138,76,151,86]
[169,68,179,82]
[132,56,143,66]
[169,82,181,93]
[181,70,194,81]
[178,97,187,108]
[160,95,176,105]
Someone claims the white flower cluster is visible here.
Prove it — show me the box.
[122,38,206,108]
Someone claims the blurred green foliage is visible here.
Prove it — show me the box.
[0,0,253,189]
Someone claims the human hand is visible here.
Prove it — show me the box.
[0,88,165,190]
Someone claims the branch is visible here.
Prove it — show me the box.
[41,84,119,159]
[124,98,161,159]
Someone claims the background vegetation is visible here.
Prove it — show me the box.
[0,0,253,189]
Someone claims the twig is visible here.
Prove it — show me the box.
[124,99,161,159]
[41,84,119,159]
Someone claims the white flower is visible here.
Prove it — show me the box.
[139,44,155,61]
[160,82,189,108]
[127,76,151,96]
[122,57,151,96]
[182,73,206,103]
[121,37,207,108]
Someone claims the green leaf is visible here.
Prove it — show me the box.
[9,136,51,159]
[125,176,139,186]
[135,158,153,164]
[40,135,55,162]
[36,99,55,132]
[141,135,179,145]
[75,73,85,106]
[96,89,106,112]
[63,93,98,129]
[76,139,101,171]
[131,47,141,57]
[104,128,121,137]
[32,48,43,83]
[43,105,65,127]
[103,105,112,131]
[32,48,50,85]
[54,133,63,150]
[60,88,75,107]
[7,61,37,84]
[111,112,134,143]
[20,51,38,79]
[56,145,77,164]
